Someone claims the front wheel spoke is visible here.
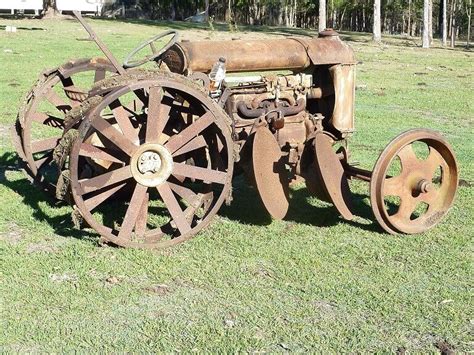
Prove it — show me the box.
[118,184,148,239]
[172,135,207,157]
[91,117,137,156]
[157,182,191,235]
[382,175,405,197]
[397,144,418,172]
[31,137,59,153]
[424,147,446,177]
[78,165,132,195]
[419,189,439,206]
[164,112,214,154]
[394,196,417,221]
[172,163,227,185]
[84,182,127,211]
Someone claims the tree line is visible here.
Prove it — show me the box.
[44,0,472,48]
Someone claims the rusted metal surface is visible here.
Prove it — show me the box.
[13,58,116,194]
[370,129,458,234]
[163,34,355,74]
[69,75,234,248]
[252,125,289,219]
[313,132,353,220]
[12,15,459,250]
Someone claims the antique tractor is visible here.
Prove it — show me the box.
[12,12,459,248]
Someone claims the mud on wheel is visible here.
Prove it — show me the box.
[69,76,234,248]
[370,129,458,234]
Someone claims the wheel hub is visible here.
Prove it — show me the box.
[138,151,162,174]
[131,143,173,187]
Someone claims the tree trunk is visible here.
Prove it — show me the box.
[442,0,447,45]
[467,0,472,48]
[373,0,382,41]
[449,0,456,46]
[43,0,58,17]
[408,0,412,36]
[423,0,430,47]
[319,0,327,32]
[204,0,209,21]
[428,0,434,44]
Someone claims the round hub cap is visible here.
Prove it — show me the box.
[131,144,173,187]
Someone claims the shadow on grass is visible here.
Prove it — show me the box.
[0,151,95,242]
[1,150,381,240]
[220,175,381,233]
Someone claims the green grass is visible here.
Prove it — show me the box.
[0,17,473,352]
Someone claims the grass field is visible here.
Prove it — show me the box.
[0,16,473,352]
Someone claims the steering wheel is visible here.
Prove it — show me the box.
[123,30,179,69]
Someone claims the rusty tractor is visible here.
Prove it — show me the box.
[12,12,459,248]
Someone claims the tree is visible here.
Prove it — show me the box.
[319,0,327,31]
[43,0,58,17]
[373,0,382,41]
[422,0,430,47]
[442,0,447,45]
[467,0,472,48]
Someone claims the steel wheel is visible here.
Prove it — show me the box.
[15,58,116,192]
[69,77,234,248]
[370,129,458,234]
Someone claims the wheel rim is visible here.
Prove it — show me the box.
[370,129,458,234]
[17,59,116,192]
[70,78,233,248]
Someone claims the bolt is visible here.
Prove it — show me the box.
[417,179,433,193]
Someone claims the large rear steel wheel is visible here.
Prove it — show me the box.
[370,129,458,234]
[14,58,116,193]
[69,77,234,248]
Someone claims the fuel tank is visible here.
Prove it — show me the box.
[162,32,356,74]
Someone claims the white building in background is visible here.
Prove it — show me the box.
[0,0,116,15]
[0,0,43,14]
[56,0,106,15]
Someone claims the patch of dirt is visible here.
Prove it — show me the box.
[49,272,78,283]
[26,242,57,254]
[0,222,23,244]
[143,284,170,295]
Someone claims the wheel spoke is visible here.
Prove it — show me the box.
[146,86,171,143]
[173,163,227,185]
[423,147,446,177]
[157,182,191,235]
[168,182,200,207]
[78,165,132,195]
[135,192,149,237]
[32,112,64,128]
[382,175,405,197]
[44,88,71,112]
[79,143,124,164]
[118,184,148,239]
[91,116,137,156]
[393,196,417,221]
[172,135,207,157]
[109,100,139,144]
[84,182,127,211]
[397,144,418,172]
[94,68,106,83]
[164,112,214,154]
[31,137,59,153]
